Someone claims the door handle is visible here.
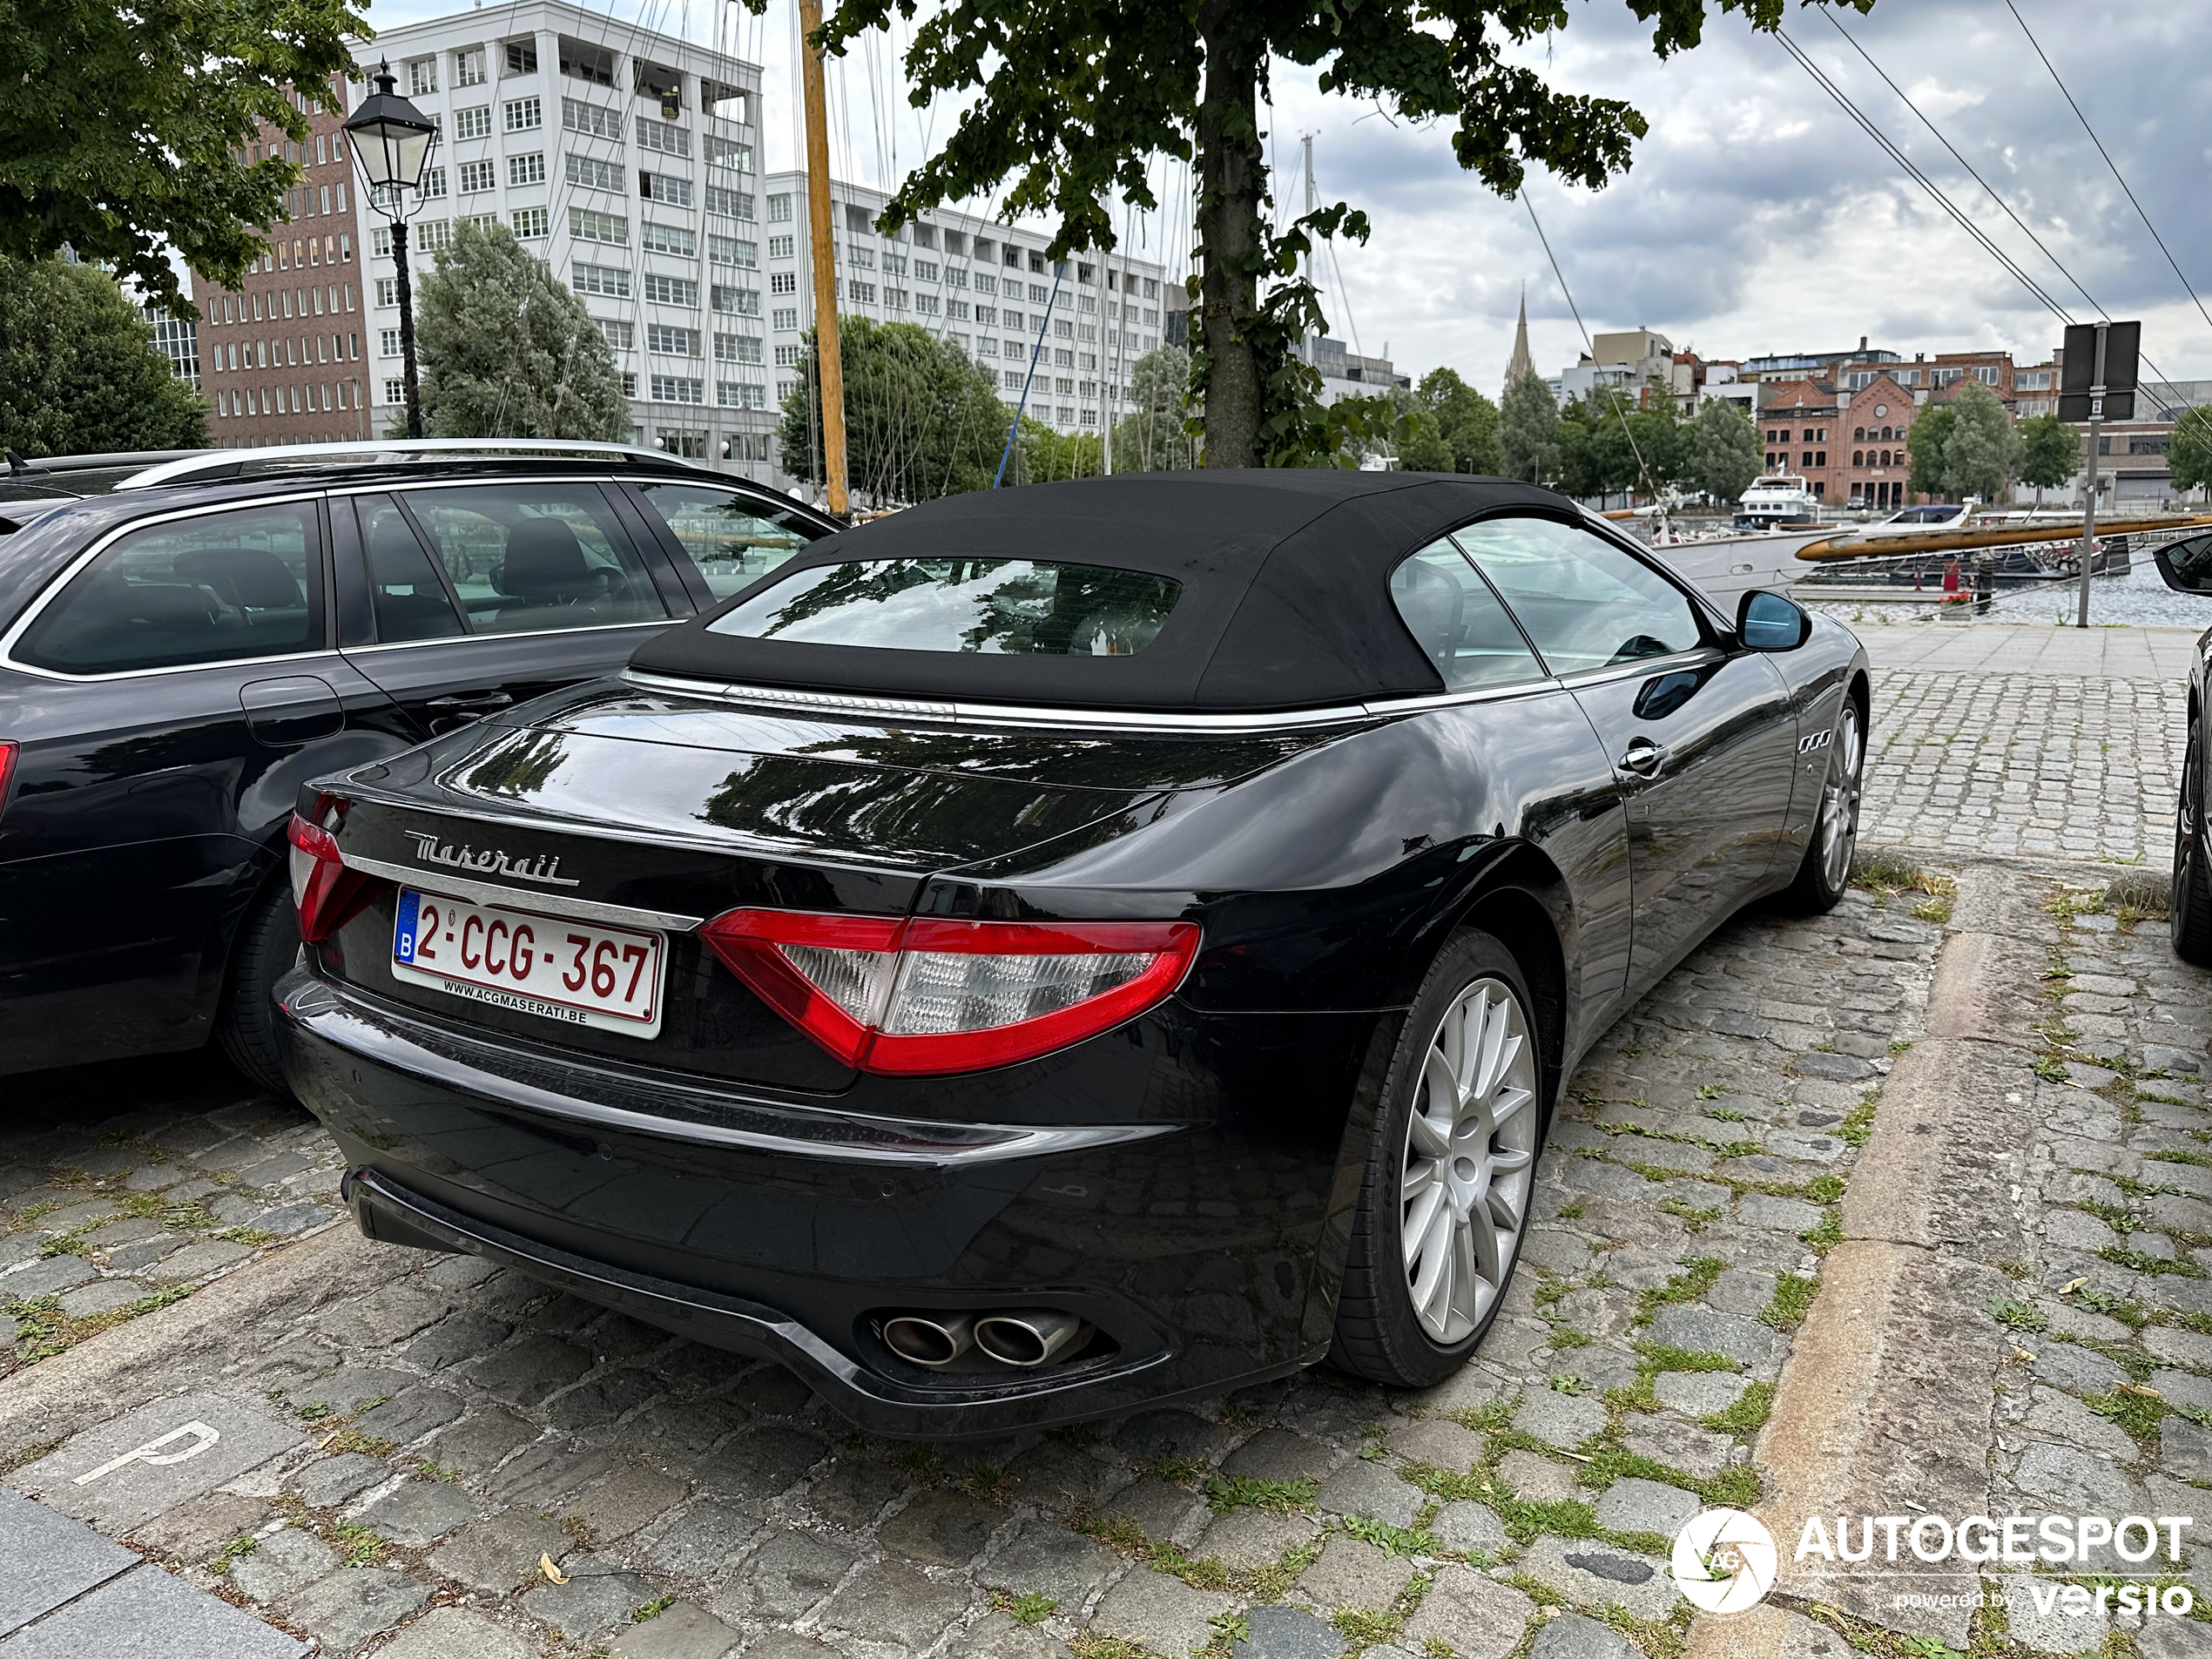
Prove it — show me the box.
[1619,741,1666,778]
[424,691,514,713]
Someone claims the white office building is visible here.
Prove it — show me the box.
[349,2,779,481]
[761,170,1170,455]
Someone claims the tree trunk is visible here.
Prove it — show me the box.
[1195,3,1263,468]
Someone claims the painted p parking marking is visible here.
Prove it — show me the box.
[71,1422,221,1487]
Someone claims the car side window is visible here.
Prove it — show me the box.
[13,502,326,675]
[1451,516,1703,675]
[634,482,833,600]
[354,496,466,644]
[1387,539,1544,692]
[397,484,666,636]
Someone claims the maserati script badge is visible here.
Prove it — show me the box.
[404,830,582,888]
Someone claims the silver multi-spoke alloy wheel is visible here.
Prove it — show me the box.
[1400,976,1539,1345]
[1818,703,1865,893]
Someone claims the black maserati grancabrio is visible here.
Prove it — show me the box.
[273,470,1870,1437]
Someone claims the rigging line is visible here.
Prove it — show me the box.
[1521,188,1654,497]
[1773,28,2072,325]
[1815,10,2182,397]
[2002,0,2212,342]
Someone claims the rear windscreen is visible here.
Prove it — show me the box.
[706,557,1182,657]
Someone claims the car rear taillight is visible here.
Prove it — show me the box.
[699,909,1200,1076]
[0,740,16,818]
[287,792,374,943]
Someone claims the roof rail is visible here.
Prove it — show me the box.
[114,438,722,492]
[12,448,210,477]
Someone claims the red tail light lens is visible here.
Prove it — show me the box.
[287,793,375,943]
[0,740,17,817]
[700,909,1200,1076]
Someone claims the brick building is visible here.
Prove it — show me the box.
[192,75,370,447]
[1757,380,1838,502]
[1838,374,1918,510]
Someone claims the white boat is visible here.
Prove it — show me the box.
[1736,472,1826,531]
[1642,525,1838,609]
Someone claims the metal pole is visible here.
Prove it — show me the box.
[392,219,423,441]
[2076,320,2107,628]
[798,0,847,516]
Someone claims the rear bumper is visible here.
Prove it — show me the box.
[274,967,1393,1439]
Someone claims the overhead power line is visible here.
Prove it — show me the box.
[2002,0,2212,342]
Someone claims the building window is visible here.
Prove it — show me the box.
[597,319,634,351]
[768,234,793,260]
[846,280,875,306]
[455,47,486,87]
[406,57,438,96]
[705,135,752,172]
[641,170,693,207]
[571,261,631,298]
[714,334,763,363]
[707,233,755,266]
[511,207,549,239]
[915,293,940,316]
[1003,369,1023,389]
[640,221,696,257]
[656,428,708,457]
[622,373,637,396]
[562,98,621,140]
[560,37,616,85]
[711,285,760,315]
[650,375,704,403]
[771,307,798,331]
[570,207,628,246]
[418,168,447,199]
[379,328,401,357]
[642,273,698,306]
[773,343,802,367]
[458,159,496,193]
[384,378,406,404]
[704,185,754,220]
[725,433,772,462]
[566,153,622,192]
[646,323,697,355]
[504,38,538,75]
[770,272,796,295]
[716,381,765,408]
[509,152,545,186]
[455,106,492,141]
[767,194,792,223]
[637,118,690,158]
[375,277,398,307]
[1815,451,1826,468]
[1852,450,1865,467]
[503,97,542,132]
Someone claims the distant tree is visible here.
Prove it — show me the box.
[2171,408,2212,498]
[1939,380,2023,502]
[2014,411,2079,504]
[412,222,627,441]
[780,315,1013,502]
[1906,404,1958,501]
[1395,408,1454,473]
[1017,416,1103,482]
[1687,396,1760,505]
[1500,370,1559,484]
[1415,367,1503,473]
[0,0,363,314]
[1112,345,1199,471]
[0,254,205,455]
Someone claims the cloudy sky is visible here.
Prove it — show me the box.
[372,0,2212,391]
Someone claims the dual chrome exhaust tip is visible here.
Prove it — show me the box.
[880,1308,1090,1370]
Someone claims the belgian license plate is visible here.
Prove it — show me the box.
[391,889,664,1038]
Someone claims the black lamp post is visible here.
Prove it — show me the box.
[343,63,440,440]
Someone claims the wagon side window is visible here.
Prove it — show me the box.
[1450,516,1702,675]
[1386,538,1543,692]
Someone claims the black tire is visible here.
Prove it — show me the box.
[1778,694,1865,915]
[2173,719,2212,964]
[1330,927,1548,1389]
[217,875,300,1096]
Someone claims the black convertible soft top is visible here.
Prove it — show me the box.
[629,470,1580,711]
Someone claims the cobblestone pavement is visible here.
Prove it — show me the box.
[1864,668,2188,865]
[0,884,1947,1659]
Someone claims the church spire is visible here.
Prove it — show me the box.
[1505,283,1534,392]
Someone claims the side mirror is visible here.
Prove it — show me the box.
[2155,534,2212,594]
[1737,589,1811,651]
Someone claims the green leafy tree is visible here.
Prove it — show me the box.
[1939,379,2022,502]
[780,315,1015,502]
[2171,408,2212,498]
[1395,410,1454,473]
[1906,403,1958,501]
[793,0,1860,469]
[1500,369,1559,484]
[0,254,205,455]
[411,221,628,442]
[1555,387,1679,501]
[1112,345,1199,471]
[1687,396,1761,505]
[2016,410,2080,503]
[1415,367,1502,473]
[0,0,364,315]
